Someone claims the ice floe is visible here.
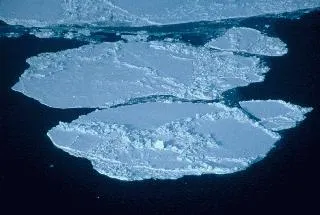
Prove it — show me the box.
[239,100,312,131]
[1,0,319,27]
[48,101,311,180]
[48,102,283,180]
[12,40,268,108]
[205,27,288,56]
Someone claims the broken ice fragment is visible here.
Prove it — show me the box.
[239,100,312,131]
[205,27,288,56]
[153,140,165,150]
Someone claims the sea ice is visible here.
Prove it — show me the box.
[48,102,283,180]
[48,101,311,180]
[239,100,312,131]
[205,27,288,56]
[1,0,319,27]
[3,1,317,181]
[12,40,268,108]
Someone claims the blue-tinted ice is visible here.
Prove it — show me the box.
[1,0,317,180]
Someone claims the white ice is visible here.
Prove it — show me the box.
[11,27,313,180]
[205,27,288,56]
[1,0,319,27]
[4,1,316,180]
[12,40,269,108]
[48,102,283,180]
[239,100,312,131]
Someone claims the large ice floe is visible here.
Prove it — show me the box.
[12,40,270,108]
[0,0,320,27]
[47,102,309,180]
[3,1,317,180]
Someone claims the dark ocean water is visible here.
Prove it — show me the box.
[1,11,319,214]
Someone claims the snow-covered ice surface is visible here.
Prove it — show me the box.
[3,1,318,181]
[239,100,312,131]
[205,27,288,56]
[0,0,319,27]
[12,40,269,108]
[47,101,311,180]
[48,102,282,180]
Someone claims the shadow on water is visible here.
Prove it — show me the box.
[1,11,320,214]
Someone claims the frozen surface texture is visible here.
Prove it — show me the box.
[205,27,288,56]
[1,0,319,27]
[4,1,316,181]
[48,102,311,180]
[12,40,269,108]
[240,100,312,131]
[11,28,313,180]
[48,102,281,180]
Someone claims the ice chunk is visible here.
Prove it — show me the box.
[48,102,282,181]
[1,0,320,27]
[239,100,312,131]
[153,140,165,150]
[12,41,268,108]
[205,27,288,56]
